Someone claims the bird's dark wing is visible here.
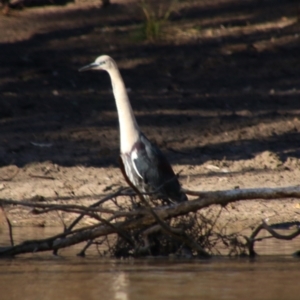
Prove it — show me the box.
[131,133,187,203]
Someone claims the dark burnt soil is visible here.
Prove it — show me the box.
[0,0,300,228]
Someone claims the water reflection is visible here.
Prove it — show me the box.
[0,257,300,300]
[113,272,129,300]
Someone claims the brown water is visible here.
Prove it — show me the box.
[0,256,300,300]
[0,228,300,300]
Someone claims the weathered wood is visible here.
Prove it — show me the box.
[1,185,300,257]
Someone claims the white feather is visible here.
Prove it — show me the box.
[131,149,143,179]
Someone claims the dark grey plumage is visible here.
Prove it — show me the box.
[121,133,187,204]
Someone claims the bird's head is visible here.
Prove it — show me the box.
[79,55,116,72]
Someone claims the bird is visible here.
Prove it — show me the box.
[79,55,187,204]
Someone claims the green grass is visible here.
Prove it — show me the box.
[138,0,178,41]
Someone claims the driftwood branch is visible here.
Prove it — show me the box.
[1,185,300,217]
[245,219,300,256]
[0,185,300,257]
[183,185,300,203]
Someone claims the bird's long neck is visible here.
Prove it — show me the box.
[108,68,140,153]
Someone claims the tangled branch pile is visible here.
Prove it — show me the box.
[1,185,300,258]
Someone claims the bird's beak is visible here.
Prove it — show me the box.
[78,62,99,72]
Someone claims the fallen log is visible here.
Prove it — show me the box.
[0,185,300,257]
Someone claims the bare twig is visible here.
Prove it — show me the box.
[0,198,124,219]
[65,187,127,232]
[245,219,300,257]
[1,185,300,257]
[77,240,94,257]
[29,174,55,180]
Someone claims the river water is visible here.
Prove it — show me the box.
[0,228,300,300]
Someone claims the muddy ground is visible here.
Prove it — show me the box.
[0,0,300,231]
